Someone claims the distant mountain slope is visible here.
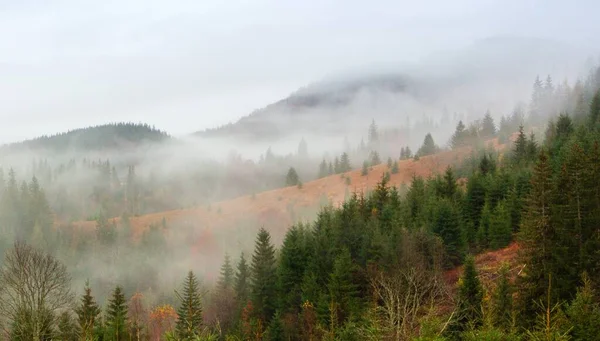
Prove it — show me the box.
[195,35,587,142]
[1,122,170,153]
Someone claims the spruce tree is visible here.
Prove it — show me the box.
[340,152,351,172]
[277,226,309,314]
[234,253,250,310]
[455,255,483,332]
[361,161,369,176]
[318,159,328,178]
[590,89,600,126]
[264,311,285,341]
[175,271,203,339]
[104,286,129,341]
[526,132,538,159]
[391,160,399,174]
[491,263,513,331]
[370,151,381,166]
[217,254,235,291]
[417,133,438,157]
[476,201,491,249]
[250,228,277,323]
[517,150,556,323]
[285,167,300,186]
[76,281,102,340]
[566,274,600,341]
[451,120,468,149]
[56,311,78,341]
[512,125,527,164]
[432,198,464,266]
[328,248,359,326]
[488,201,512,250]
[368,119,379,145]
[441,166,457,199]
[481,111,496,137]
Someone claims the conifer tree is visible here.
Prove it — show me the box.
[566,274,600,341]
[250,228,277,323]
[433,199,464,266]
[590,89,600,126]
[488,202,512,250]
[175,271,203,339]
[440,166,457,199]
[104,286,129,341]
[370,151,381,166]
[391,160,399,174]
[235,253,250,310]
[387,157,392,168]
[368,119,379,145]
[318,159,328,178]
[512,125,527,164]
[455,255,483,332]
[264,311,285,341]
[277,226,309,314]
[526,132,538,159]
[217,254,235,291]
[285,167,300,186]
[451,120,468,149]
[517,150,556,322]
[328,162,334,175]
[339,152,351,172]
[491,263,513,331]
[417,133,438,157]
[334,157,340,174]
[56,311,77,341]
[328,248,359,326]
[76,281,102,340]
[361,161,369,176]
[481,111,496,137]
[476,201,491,249]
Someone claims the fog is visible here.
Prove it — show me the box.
[0,0,598,316]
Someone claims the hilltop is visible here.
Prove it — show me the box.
[1,122,170,153]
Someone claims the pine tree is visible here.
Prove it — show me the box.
[175,271,203,339]
[491,263,513,331]
[370,151,381,166]
[264,310,285,341]
[476,201,491,249]
[368,119,379,145]
[481,111,496,137]
[297,138,308,159]
[318,159,328,178]
[104,286,129,341]
[250,228,277,323]
[235,253,250,310]
[361,161,369,176]
[526,132,538,159]
[386,157,392,168]
[455,255,483,332]
[391,160,399,174]
[440,166,457,199]
[512,125,527,164]
[488,201,512,250]
[566,273,600,341]
[479,154,495,176]
[517,150,556,323]
[56,311,77,341]
[433,198,464,266]
[417,133,438,157]
[217,254,235,291]
[328,248,359,326]
[590,89,600,126]
[285,167,300,186]
[277,226,309,314]
[76,280,102,340]
[451,120,468,149]
[340,152,352,172]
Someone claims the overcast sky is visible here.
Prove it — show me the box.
[0,0,598,143]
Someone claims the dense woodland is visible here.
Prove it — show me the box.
[0,64,599,340]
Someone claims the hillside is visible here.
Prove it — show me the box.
[1,122,170,153]
[195,36,583,142]
[70,138,507,253]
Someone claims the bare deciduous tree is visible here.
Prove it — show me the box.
[0,241,73,339]
[369,230,449,340]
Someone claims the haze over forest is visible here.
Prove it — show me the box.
[1,1,600,340]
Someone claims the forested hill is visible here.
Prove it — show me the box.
[1,122,170,153]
